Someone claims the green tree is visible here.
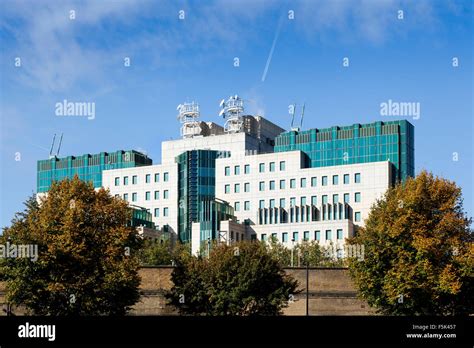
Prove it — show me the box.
[0,176,142,315]
[348,171,473,315]
[166,241,299,315]
[139,239,173,265]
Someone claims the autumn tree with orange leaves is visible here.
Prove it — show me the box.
[348,171,473,315]
[0,176,142,315]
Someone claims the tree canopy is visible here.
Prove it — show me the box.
[348,171,473,315]
[0,176,142,315]
[166,241,299,315]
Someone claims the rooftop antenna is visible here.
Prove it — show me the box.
[177,101,201,139]
[290,103,300,131]
[220,95,244,133]
[299,103,305,130]
[49,134,56,159]
[56,133,63,157]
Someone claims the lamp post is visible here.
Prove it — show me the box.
[291,238,295,267]
[207,236,211,258]
[306,251,309,316]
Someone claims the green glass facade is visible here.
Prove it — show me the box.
[129,205,155,229]
[177,150,234,245]
[274,120,414,182]
[37,150,152,193]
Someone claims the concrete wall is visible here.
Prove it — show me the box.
[0,267,373,316]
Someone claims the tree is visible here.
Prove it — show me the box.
[348,171,473,315]
[166,241,299,315]
[139,239,173,266]
[0,176,142,315]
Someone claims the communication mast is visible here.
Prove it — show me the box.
[219,95,244,133]
[177,101,201,138]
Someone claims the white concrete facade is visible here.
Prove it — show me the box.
[102,115,393,252]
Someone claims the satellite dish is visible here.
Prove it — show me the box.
[219,99,225,107]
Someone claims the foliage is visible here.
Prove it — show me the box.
[166,241,299,315]
[0,176,142,315]
[139,238,173,266]
[348,171,473,315]
[266,237,346,267]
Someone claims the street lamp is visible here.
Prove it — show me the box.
[207,236,211,258]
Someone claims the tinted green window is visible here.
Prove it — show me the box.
[355,212,361,222]
[355,173,361,183]
[343,174,349,184]
[322,176,328,186]
[154,208,159,217]
[114,177,119,186]
[132,192,137,201]
[164,190,169,199]
[280,198,286,208]
[300,178,307,188]
[315,231,320,241]
[164,172,169,181]
[132,175,137,184]
[355,192,361,202]
[124,193,128,201]
[311,177,317,187]
[225,184,230,193]
[225,167,230,176]
[293,231,299,242]
[344,193,349,203]
[235,184,240,193]
[337,229,343,239]
[124,176,129,185]
[304,231,310,241]
[234,165,240,175]
[259,182,264,191]
[146,174,151,183]
[163,207,169,216]
[325,230,332,240]
[244,164,250,174]
[270,162,275,172]
[333,194,339,203]
[282,232,288,242]
[235,202,240,211]
[333,175,338,185]
[311,196,317,205]
[154,191,159,200]
[279,161,286,171]
[244,201,250,210]
[322,195,328,204]
[259,163,265,173]
[280,180,286,189]
[155,173,160,182]
[145,191,150,200]
[244,182,250,192]
[269,180,275,190]
[290,179,296,188]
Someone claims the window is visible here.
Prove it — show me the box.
[269,180,275,190]
[325,230,332,240]
[303,231,310,241]
[163,207,169,217]
[355,192,361,202]
[244,182,250,192]
[322,195,328,204]
[315,231,321,241]
[282,232,288,242]
[280,180,286,189]
[123,176,129,185]
[154,191,160,200]
[146,174,151,183]
[290,179,296,189]
[234,165,240,175]
[132,193,137,202]
[132,175,137,185]
[333,194,339,204]
[145,191,150,200]
[235,202,240,211]
[271,233,277,241]
[322,176,328,186]
[225,184,230,194]
[290,197,296,207]
[225,166,230,176]
[114,177,120,186]
[279,161,286,171]
[269,199,275,208]
[261,234,267,241]
[343,174,349,184]
[333,175,339,185]
[154,173,160,182]
[154,208,159,217]
[344,193,350,203]
[301,196,307,206]
[115,194,120,198]
[280,198,286,208]
[300,178,307,188]
[164,190,169,199]
[235,183,240,193]
[123,193,128,201]
[355,173,361,183]
[292,231,299,242]
[244,164,250,174]
[311,177,317,187]
[337,229,343,240]
[355,212,361,222]
[244,201,250,211]
[259,181,265,191]
[311,196,317,205]
[259,163,265,173]
[164,172,169,182]
[269,162,275,172]
[259,200,265,209]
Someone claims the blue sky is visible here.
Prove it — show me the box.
[0,0,472,228]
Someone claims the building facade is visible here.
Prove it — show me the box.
[37,103,414,255]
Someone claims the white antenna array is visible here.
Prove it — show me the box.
[177,101,201,139]
[219,95,244,133]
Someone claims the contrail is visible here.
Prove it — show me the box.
[261,16,284,83]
